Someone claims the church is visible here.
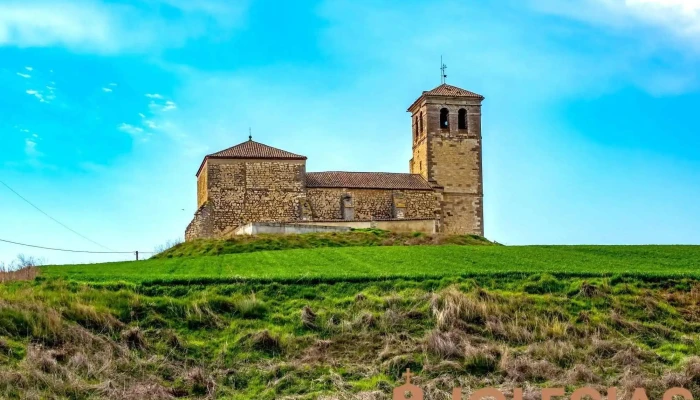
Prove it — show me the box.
[185,83,484,240]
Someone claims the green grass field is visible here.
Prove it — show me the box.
[42,245,700,283]
[3,240,698,399]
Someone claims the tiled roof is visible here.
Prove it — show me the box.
[208,140,307,160]
[407,84,484,111]
[197,140,306,176]
[423,84,484,99]
[306,171,434,190]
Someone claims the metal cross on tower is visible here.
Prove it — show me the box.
[440,56,447,84]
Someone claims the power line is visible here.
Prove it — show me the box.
[0,179,113,251]
[0,238,153,255]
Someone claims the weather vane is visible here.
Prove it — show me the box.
[249,127,252,141]
[441,56,447,84]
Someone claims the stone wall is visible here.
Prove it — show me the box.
[297,218,437,234]
[196,167,208,208]
[306,188,438,221]
[186,158,307,240]
[185,202,214,240]
[410,137,429,180]
[234,222,352,235]
[409,97,484,236]
[440,193,483,235]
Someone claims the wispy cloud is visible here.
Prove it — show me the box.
[102,87,113,93]
[534,0,700,48]
[25,66,33,71]
[162,100,177,111]
[145,93,164,99]
[144,120,159,129]
[25,89,46,103]
[0,0,249,54]
[16,72,30,78]
[24,137,41,158]
[118,123,145,137]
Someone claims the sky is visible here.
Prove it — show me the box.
[1,0,699,265]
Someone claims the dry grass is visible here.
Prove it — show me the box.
[0,266,39,283]
[423,329,464,359]
[1,275,699,399]
[301,306,317,329]
[430,286,496,330]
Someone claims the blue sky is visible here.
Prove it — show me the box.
[1,0,699,265]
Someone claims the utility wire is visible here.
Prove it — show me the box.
[0,179,113,251]
[0,238,153,254]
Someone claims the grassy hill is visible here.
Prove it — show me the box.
[1,235,699,399]
[43,245,700,284]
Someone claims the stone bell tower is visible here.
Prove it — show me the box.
[408,83,484,236]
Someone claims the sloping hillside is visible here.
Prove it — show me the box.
[1,240,698,399]
[42,244,700,284]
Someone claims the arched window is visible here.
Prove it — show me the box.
[419,111,424,133]
[413,116,417,141]
[458,108,467,130]
[440,108,449,129]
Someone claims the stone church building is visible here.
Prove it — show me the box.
[185,83,484,240]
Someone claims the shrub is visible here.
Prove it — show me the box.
[424,329,463,359]
[301,306,317,329]
[245,330,282,355]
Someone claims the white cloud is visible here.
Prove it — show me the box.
[138,113,146,118]
[16,72,30,78]
[25,66,32,71]
[144,120,159,129]
[102,87,113,93]
[118,123,144,136]
[622,0,700,41]
[109,82,117,86]
[534,0,700,45]
[0,0,249,54]
[145,93,164,99]
[162,100,177,111]
[25,89,46,102]
[0,2,119,52]
[24,138,41,158]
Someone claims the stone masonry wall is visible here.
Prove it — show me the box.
[197,167,208,208]
[410,137,429,180]
[187,159,306,239]
[440,193,483,235]
[185,201,214,241]
[410,97,484,236]
[306,188,438,221]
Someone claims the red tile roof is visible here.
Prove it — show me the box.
[306,171,434,190]
[197,140,306,176]
[209,140,307,159]
[407,84,484,111]
[424,84,484,98]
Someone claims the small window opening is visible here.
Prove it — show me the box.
[413,116,418,141]
[419,111,424,133]
[458,108,467,130]
[440,108,449,129]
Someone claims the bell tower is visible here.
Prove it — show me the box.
[408,83,485,236]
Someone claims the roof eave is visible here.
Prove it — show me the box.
[196,155,308,177]
[407,92,485,113]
